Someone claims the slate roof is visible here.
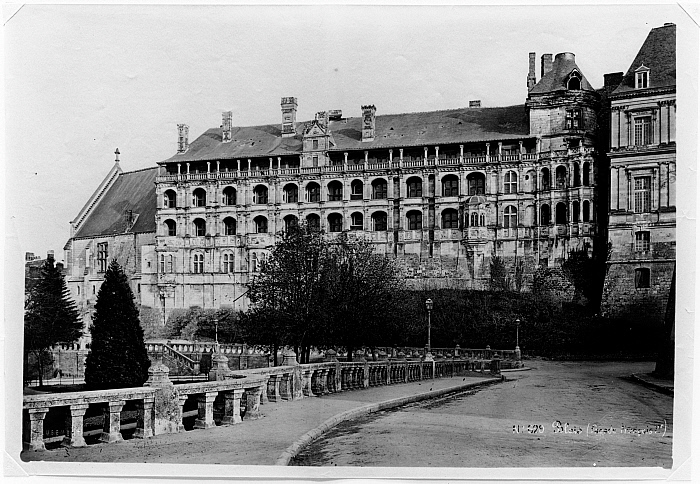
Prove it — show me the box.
[612,23,676,96]
[529,52,595,95]
[160,105,531,164]
[73,167,158,239]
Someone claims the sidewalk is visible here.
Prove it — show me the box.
[630,372,674,395]
[23,375,499,466]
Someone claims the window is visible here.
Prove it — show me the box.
[567,72,582,90]
[565,109,582,129]
[283,184,298,203]
[503,171,517,194]
[573,163,580,187]
[555,202,567,224]
[407,211,422,230]
[407,177,423,198]
[442,175,459,197]
[635,268,650,289]
[97,242,108,272]
[306,214,321,232]
[77,286,80,295]
[251,253,266,273]
[480,214,485,226]
[634,176,651,213]
[583,200,590,222]
[223,217,236,235]
[572,201,580,223]
[163,190,177,208]
[634,116,653,145]
[469,212,479,227]
[312,139,319,150]
[635,231,650,252]
[193,218,206,236]
[193,253,204,274]
[328,181,343,201]
[372,179,387,199]
[192,188,206,207]
[328,213,343,232]
[503,205,517,229]
[350,212,363,230]
[306,183,320,202]
[540,204,551,225]
[351,180,364,200]
[312,156,318,167]
[555,166,567,189]
[541,168,550,191]
[442,209,459,229]
[253,185,268,204]
[372,211,387,231]
[222,187,236,205]
[254,216,268,234]
[222,253,234,273]
[168,254,173,273]
[583,162,590,186]
[636,68,649,89]
[159,254,165,273]
[284,215,298,232]
[467,173,485,195]
[164,219,176,236]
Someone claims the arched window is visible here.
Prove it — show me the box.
[223,217,236,235]
[442,209,459,229]
[222,186,237,206]
[467,173,485,196]
[306,182,320,202]
[555,166,567,189]
[503,205,517,228]
[406,177,423,198]
[350,212,363,230]
[526,170,536,193]
[254,215,268,233]
[372,211,387,231]
[573,163,581,188]
[192,188,207,207]
[583,162,590,186]
[480,214,485,226]
[567,72,582,90]
[556,202,567,224]
[193,218,206,236]
[253,185,268,204]
[406,210,422,230]
[541,168,550,191]
[283,184,298,203]
[164,219,176,236]
[159,254,165,273]
[540,204,551,225]
[327,181,343,201]
[328,213,343,232]
[572,201,580,223]
[222,253,234,273]
[372,179,387,199]
[583,200,590,222]
[470,212,479,227]
[168,254,174,273]
[284,214,298,232]
[350,180,364,200]
[163,190,177,208]
[503,171,517,194]
[442,175,459,197]
[306,213,320,232]
[192,253,204,274]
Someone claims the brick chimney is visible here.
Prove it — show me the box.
[541,54,553,78]
[281,97,298,138]
[469,100,481,108]
[222,111,232,143]
[361,105,376,142]
[177,124,189,153]
[315,110,329,128]
[527,52,537,90]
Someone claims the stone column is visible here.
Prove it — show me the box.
[268,374,282,402]
[280,372,294,400]
[222,389,244,425]
[302,369,315,397]
[134,398,155,439]
[193,392,218,429]
[175,395,188,432]
[99,400,125,443]
[318,369,329,394]
[27,407,49,451]
[244,385,263,420]
[62,403,89,447]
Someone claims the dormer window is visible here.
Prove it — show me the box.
[635,65,650,89]
[566,70,582,90]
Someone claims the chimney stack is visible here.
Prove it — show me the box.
[361,105,376,142]
[281,97,298,138]
[469,100,481,108]
[315,111,329,128]
[47,250,55,260]
[177,124,189,153]
[527,52,537,90]
[222,111,232,143]
[541,54,553,78]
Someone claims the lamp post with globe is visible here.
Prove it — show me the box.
[424,298,434,361]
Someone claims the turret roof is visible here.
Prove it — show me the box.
[529,52,595,95]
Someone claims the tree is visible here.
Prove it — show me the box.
[24,256,82,386]
[85,260,151,389]
[489,256,510,291]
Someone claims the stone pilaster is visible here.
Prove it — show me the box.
[222,389,244,425]
[193,392,218,430]
[27,407,49,451]
[99,400,125,443]
[62,403,89,447]
[134,398,154,439]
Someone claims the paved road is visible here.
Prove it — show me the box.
[293,360,673,467]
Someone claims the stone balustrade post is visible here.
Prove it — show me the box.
[193,392,218,429]
[244,385,263,420]
[27,407,49,451]
[259,376,269,404]
[302,368,315,397]
[134,398,155,439]
[99,400,125,443]
[222,389,244,425]
[176,395,188,432]
[280,372,294,400]
[334,362,342,391]
[63,403,89,447]
[319,368,329,394]
[268,374,282,402]
[363,361,370,388]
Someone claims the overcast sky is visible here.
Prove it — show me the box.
[4,3,687,262]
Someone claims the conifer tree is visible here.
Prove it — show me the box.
[24,256,82,386]
[85,260,151,389]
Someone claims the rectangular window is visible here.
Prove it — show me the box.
[636,71,649,89]
[635,268,650,289]
[312,156,318,167]
[634,176,651,213]
[634,116,653,145]
[97,242,108,273]
[312,139,319,150]
[565,109,582,130]
[635,231,650,252]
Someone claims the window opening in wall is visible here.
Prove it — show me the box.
[372,179,387,199]
[224,217,237,236]
[573,163,580,187]
[312,156,318,167]
[503,171,517,194]
[306,183,320,202]
[164,190,177,208]
[572,201,580,222]
[138,284,141,293]
[469,212,478,227]
[442,176,459,197]
[634,176,651,213]
[565,109,582,129]
[407,211,422,230]
[159,254,165,273]
[541,168,550,191]
[168,255,173,273]
[223,253,234,273]
[583,200,590,222]
[193,188,206,207]
[372,211,387,231]
[583,162,590,186]
[407,177,423,198]
[251,253,259,273]
[540,204,551,225]
[223,187,236,205]
[555,202,568,224]
[193,253,204,274]
[284,184,298,203]
[467,173,485,195]
[306,214,321,232]
[350,212,363,230]
[636,68,649,89]
[351,180,364,200]
[442,209,459,229]
[253,185,268,204]
[504,205,517,229]
[165,219,176,236]
[328,181,343,201]
[635,267,650,289]
[555,166,567,189]
[312,139,319,150]
[284,215,299,232]
[254,216,268,234]
[193,218,206,236]
[635,231,651,252]
[480,214,485,226]
[93,285,96,295]
[328,213,343,232]
[97,242,108,273]
[77,286,80,295]
[634,116,653,145]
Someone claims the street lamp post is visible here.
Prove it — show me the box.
[214,319,219,345]
[425,298,433,361]
[515,318,522,364]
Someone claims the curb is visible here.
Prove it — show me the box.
[500,366,531,373]
[630,373,674,396]
[275,377,502,466]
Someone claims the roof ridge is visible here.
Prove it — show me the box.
[120,166,159,175]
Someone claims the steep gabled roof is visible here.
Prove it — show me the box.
[160,105,531,163]
[529,52,595,95]
[612,23,676,96]
[73,167,158,239]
